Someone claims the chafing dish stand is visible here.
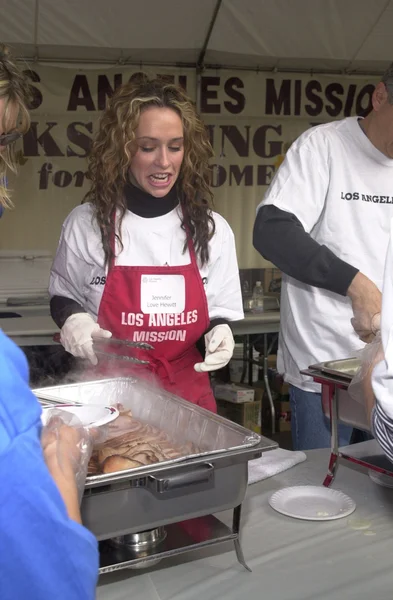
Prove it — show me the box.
[98,506,249,574]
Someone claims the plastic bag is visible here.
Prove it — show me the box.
[348,333,384,406]
[41,409,94,503]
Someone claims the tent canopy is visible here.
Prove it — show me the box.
[2,0,393,74]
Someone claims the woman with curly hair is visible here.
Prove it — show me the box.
[49,77,243,411]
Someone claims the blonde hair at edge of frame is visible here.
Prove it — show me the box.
[0,44,31,208]
[85,77,215,268]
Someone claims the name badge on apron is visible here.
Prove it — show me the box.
[141,274,185,314]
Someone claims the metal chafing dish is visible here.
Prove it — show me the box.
[33,377,277,573]
[302,358,393,488]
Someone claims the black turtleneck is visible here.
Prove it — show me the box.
[124,181,179,217]
[50,184,228,346]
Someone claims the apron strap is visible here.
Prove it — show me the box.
[183,218,199,269]
[150,355,176,384]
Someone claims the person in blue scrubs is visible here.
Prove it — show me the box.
[0,45,99,599]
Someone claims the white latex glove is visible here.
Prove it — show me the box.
[60,313,112,365]
[194,324,235,373]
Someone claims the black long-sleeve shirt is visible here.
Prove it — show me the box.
[253,205,359,296]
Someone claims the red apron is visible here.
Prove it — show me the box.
[95,221,216,412]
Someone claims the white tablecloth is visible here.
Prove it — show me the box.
[97,449,393,600]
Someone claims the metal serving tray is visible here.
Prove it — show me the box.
[304,358,370,432]
[308,357,360,382]
[33,377,277,539]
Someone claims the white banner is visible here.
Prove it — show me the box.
[4,65,378,268]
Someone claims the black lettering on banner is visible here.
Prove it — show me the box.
[37,162,88,190]
[229,165,253,186]
[23,70,43,110]
[264,78,374,118]
[211,165,227,187]
[257,165,275,186]
[66,122,93,157]
[201,76,220,114]
[97,74,123,110]
[344,84,357,117]
[356,85,374,117]
[253,125,282,158]
[265,78,291,115]
[28,70,381,193]
[224,77,245,114]
[305,81,323,117]
[38,163,52,190]
[294,80,302,116]
[205,124,214,147]
[208,123,282,160]
[325,83,344,117]
[221,125,250,157]
[210,164,276,188]
[67,75,95,111]
[73,171,87,187]
[23,122,64,157]
[53,171,72,188]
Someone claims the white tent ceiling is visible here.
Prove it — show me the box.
[1,0,393,74]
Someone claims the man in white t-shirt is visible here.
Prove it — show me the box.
[253,64,393,450]
[371,218,393,463]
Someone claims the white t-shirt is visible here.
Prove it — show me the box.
[372,217,393,420]
[371,218,393,462]
[258,116,393,392]
[49,203,244,324]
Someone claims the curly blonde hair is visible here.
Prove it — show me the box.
[0,45,31,208]
[84,77,215,266]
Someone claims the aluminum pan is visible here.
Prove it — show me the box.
[84,439,275,488]
[33,376,262,475]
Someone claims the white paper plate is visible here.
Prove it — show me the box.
[41,404,119,428]
[269,485,356,521]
